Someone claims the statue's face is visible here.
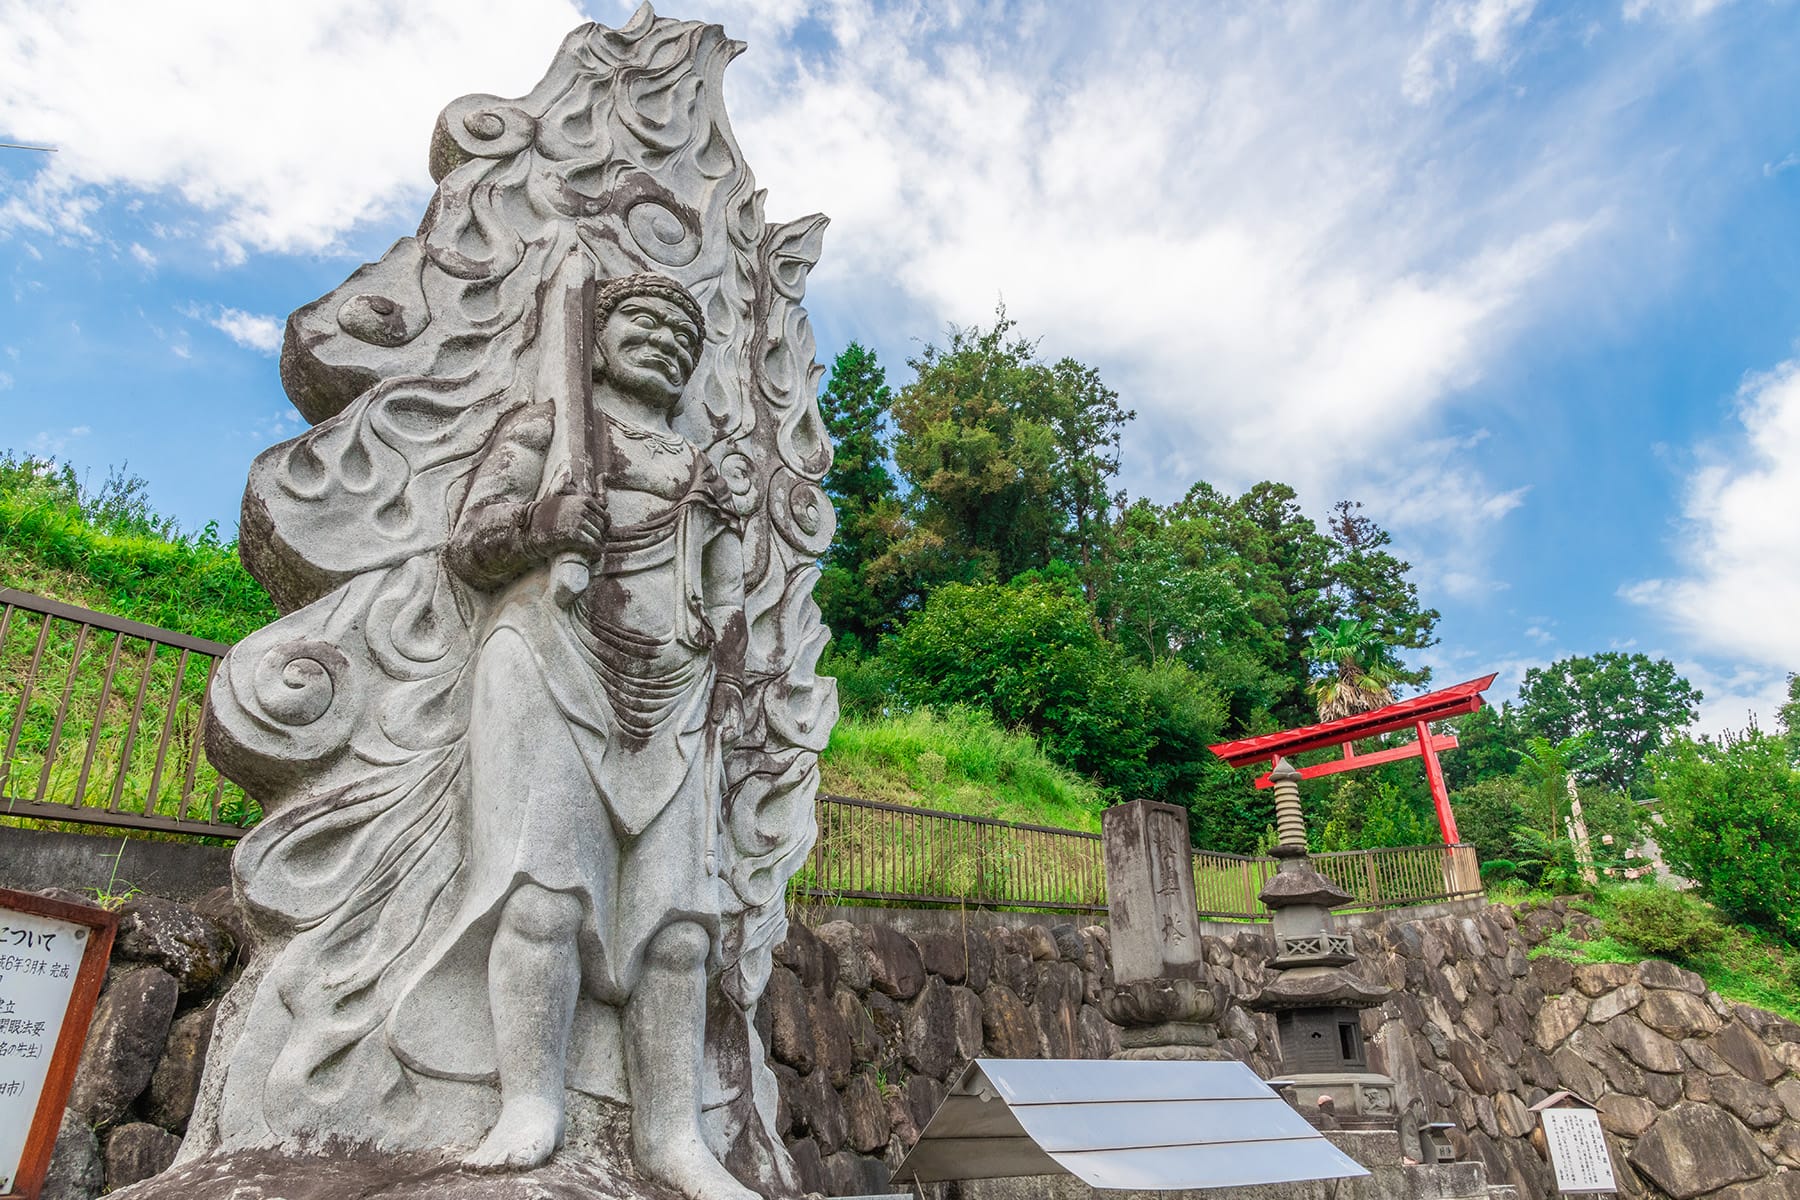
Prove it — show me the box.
[594,294,700,407]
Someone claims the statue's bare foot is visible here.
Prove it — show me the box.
[638,1131,757,1200]
[464,1097,565,1172]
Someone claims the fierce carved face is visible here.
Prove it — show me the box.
[594,294,701,409]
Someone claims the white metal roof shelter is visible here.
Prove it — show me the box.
[895,1059,1370,1192]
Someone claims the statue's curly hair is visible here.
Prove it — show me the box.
[593,272,705,342]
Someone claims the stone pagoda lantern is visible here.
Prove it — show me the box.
[1247,758,1397,1127]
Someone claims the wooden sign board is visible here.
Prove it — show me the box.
[1540,1107,1619,1194]
[0,888,117,1200]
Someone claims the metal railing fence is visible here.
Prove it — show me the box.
[2,589,1485,916]
[792,794,1109,913]
[1,588,253,837]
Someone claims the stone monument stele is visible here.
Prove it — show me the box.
[123,8,840,1199]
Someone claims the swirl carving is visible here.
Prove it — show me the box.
[767,467,834,555]
[428,96,537,182]
[252,640,349,727]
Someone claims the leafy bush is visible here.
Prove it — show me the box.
[883,577,1148,793]
[1604,884,1722,958]
[1650,732,1800,942]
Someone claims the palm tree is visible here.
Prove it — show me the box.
[1305,619,1400,722]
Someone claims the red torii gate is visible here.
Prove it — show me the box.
[1207,673,1498,846]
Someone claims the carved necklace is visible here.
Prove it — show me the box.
[604,410,688,456]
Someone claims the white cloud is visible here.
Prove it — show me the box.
[0,0,586,255]
[1624,355,1800,667]
[28,425,90,455]
[1622,0,1732,21]
[129,242,156,269]
[208,307,282,355]
[1765,152,1800,179]
[0,369,12,390]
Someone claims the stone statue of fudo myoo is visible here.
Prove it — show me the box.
[122,8,840,1199]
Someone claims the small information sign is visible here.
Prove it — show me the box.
[0,888,116,1200]
[1541,1107,1619,1194]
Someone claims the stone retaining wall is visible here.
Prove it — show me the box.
[28,888,1800,1200]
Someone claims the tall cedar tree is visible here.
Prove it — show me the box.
[814,343,904,646]
[888,308,1131,591]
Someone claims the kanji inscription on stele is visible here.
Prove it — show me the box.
[0,908,87,1194]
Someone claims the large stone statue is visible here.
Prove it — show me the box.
[161,8,838,1199]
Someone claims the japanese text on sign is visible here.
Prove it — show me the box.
[0,911,88,1194]
[1541,1107,1618,1193]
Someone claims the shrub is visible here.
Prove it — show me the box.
[1605,884,1721,959]
[1650,732,1800,942]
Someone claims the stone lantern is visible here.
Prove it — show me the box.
[1247,758,1397,1127]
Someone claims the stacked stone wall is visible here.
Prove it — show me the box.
[28,886,1800,1200]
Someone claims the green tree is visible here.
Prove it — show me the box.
[883,576,1148,785]
[1304,618,1400,721]
[1778,673,1800,756]
[1323,500,1438,685]
[890,307,1131,587]
[814,343,905,646]
[1442,702,1527,791]
[1097,501,1242,666]
[1517,653,1702,796]
[1651,732,1800,942]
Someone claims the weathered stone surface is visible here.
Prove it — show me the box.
[1637,987,1722,1039]
[1775,1078,1800,1122]
[808,981,854,1088]
[1528,955,1574,995]
[1049,922,1086,964]
[1032,962,1084,1059]
[788,1062,847,1155]
[1573,961,1637,996]
[1596,1092,1659,1137]
[113,896,235,998]
[1447,1035,1515,1096]
[765,965,815,1075]
[41,1107,104,1200]
[822,1149,888,1197]
[69,965,179,1127]
[1716,1020,1787,1084]
[1077,1005,1120,1059]
[815,922,870,992]
[863,925,926,1000]
[1708,1075,1787,1129]
[1588,981,1645,1023]
[1643,1070,1684,1109]
[1629,1103,1769,1198]
[833,985,881,1067]
[190,885,251,958]
[902,1073,944,1138]
[950,985,984,1063]
[1533,992,1589,1050]
[902,975,958,1078]
[104,1123,181,1190]
[1636,958,1706,994]
[143,1001,216,1132]
[981,984,1039,1059]
[910,929,969,984]
[773,921,836,993]
[1709,1177,1800,1200]
[784,1137,824,1197]
[1684,1035,1736,1075]
[1019,924,1058,963]
[1735,1004,1800,1045]
[840,1072,889,1154]
[1606,1016,1685,1073]
[1570,1025,1646,1095]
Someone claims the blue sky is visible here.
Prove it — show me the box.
[3,0,1798,731]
